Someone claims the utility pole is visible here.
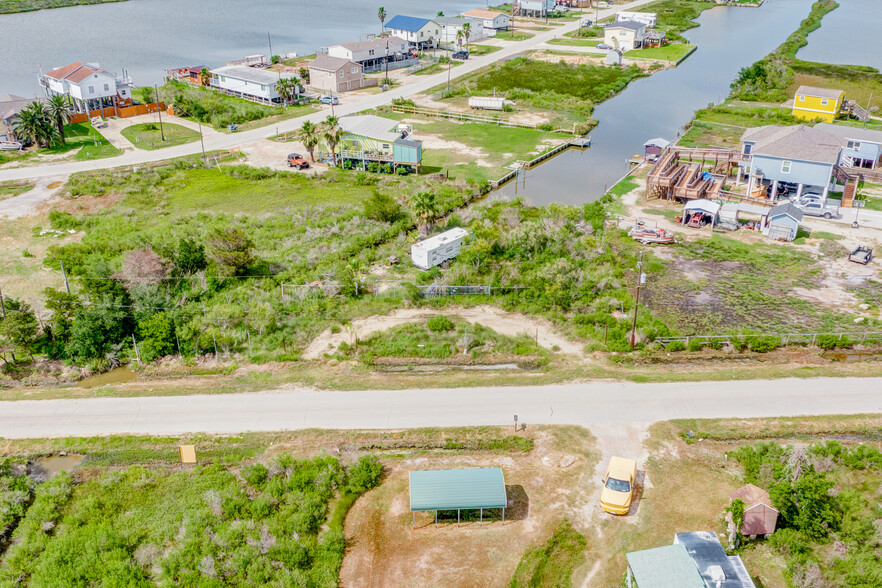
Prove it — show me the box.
[268,31,274,62]
[153,84,165,141]
[630,252,645,348]
[60,260,70,294]
[198,121,206,166]
[385,41,390,86]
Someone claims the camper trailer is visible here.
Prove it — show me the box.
[411,228,470,270]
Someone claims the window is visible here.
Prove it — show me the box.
[799,95,805,101]
[847,140,861,149]
[382,143,390,149]
[88,85,94,93]
[221,76,227,82]
[351,67,358,74]
[103,83,109,91]
[339,70,344,78]
[821,98,829,105]
[744,143,752,155]
[781,160,792,174]
[369,49,374,56]
[420,31,424,37]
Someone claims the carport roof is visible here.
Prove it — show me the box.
[409,468,507,511]
[626,544,706,588]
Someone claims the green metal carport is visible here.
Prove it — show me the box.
[409,468,507,526]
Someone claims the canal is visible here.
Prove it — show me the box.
[494,0,817,205]
[0,0,475,97]
[798,0,882,70]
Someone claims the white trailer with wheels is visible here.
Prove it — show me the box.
[468,96,510,110]
[411,228,470,270]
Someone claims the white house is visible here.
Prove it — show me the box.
[514,0,555,16]
[209,66,299,104]
[39,61,133,114]
[384,15,441,49]
[435,16,485,45]
[1,94,36,142]
[603,21,646,51]
[326,36,410,71]
[616,11,657,28]
[461,9,510,36]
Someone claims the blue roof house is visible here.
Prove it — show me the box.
[384,16,441,49]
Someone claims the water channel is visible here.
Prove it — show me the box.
[495,0,817,205]
[0,0,476,97]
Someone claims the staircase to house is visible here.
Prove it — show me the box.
[844,100,872,122]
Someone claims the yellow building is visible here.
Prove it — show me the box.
[792,85,845,123]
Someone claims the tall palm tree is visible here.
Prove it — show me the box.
[321,115,344,167]
[298,67,310,85]
[45,94,71,145]
[378,6,387,35]
[461,22,472,52]
[296,120,320,162]
[455,30,464,50]
[200,67,211,86]
[14,101,57,148]
[411,191,439,235]
[275,78,296,105]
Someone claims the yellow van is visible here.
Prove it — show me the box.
[600,456,637,515]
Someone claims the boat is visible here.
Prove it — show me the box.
[629,225,675,244]
[0,140,23,151]
[848,245,873,265]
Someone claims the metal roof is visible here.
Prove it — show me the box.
[462,9,506,20]
[412,227,470,253]
[675,532,756,588]
[336,36,407,53]
[814,122,882,144]
[796,85,844,100]
[386,15,435,32]
[434,16,481,27]
[643,137,671,148]
[209,65,297,85]
[339,115,402,142]
[684,199,721,215]
[394,137,422,149]
[308,54,358,72]
[409,468,506,511]
[626,544,706,588]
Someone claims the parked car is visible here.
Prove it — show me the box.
[596,43,612,50]
[581,19,594,27]
[319,95,339,105]
[600,456,637,515]
[796,200,839,219]
[451,50,469,60]
[286,153,309,170]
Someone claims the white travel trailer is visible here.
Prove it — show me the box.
[468,96,510,110]
[411,228,470,270]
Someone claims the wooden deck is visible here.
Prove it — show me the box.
[646,146,747,201]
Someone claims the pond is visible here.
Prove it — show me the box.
[77,365,137,388]
[28,454,84,482]
[493,0,817,205]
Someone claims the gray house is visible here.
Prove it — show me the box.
[763,202,803,242]
[740,125,847,201]
[813,123,882,170]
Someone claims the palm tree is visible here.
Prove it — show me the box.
[298,67,310,85]
[455,30,464,50]
[411,191,439,235]
[45,94,71,145]
[461,22,472,52]
[200,67,211,86]
[378,6,387,35]
[275,78,297,105]
[297,120,320,162]
[321,115,344,167]
[14,101,57,148]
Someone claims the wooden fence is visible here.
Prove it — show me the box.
[68,102,166,124]
[390,103,541,129]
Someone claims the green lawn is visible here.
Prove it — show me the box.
[38,122,121,161]
[413,60,463,76]
[547,38,601,47]
[120,122,201,150]
[635,0,719,41]
[493,31,535,41]
[465,44,503,56]
[625,43,697,62]
[0,180,34,198]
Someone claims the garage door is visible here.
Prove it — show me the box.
[768,224,793,241]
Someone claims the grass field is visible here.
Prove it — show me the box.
[413,60,463,75]
[466,44,503,56]
[546,37,601,47]
[0,180,34,198]
[625,43,696,62]
[636,0,718,41]
[35,122,121,161]
[120,122,201,150]
[493,30,535,41]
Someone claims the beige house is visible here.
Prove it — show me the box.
[603,21,646,51]
[307,54,368,93]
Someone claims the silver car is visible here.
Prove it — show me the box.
[797,200,839,219]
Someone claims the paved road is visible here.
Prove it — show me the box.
[0,0,656,183]
[1,378,879,438]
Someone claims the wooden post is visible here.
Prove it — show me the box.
[60,260,70,294]
[132,334,141,363]
[0,284,5,319]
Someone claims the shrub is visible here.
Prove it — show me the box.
[687,339,702,352]
[748,336,780,353]
[363,192,404,224]
[667,341,686,352]
[817,334,851,350]
[427,315,455,332]
[346,456,383,494]
[241,463,268,489]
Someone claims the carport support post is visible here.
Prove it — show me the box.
[412,512,414,527]
[457,509,460,524]
[480,508,483,523]
[503,507,506,523]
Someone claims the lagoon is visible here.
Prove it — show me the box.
[798,0,882,70]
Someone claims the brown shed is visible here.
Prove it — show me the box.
[730,483,778,538]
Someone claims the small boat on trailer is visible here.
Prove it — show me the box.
[629,225,676,244]
[0,140,23,151]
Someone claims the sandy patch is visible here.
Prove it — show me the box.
[416,133,492,166]
[302,305,587,360]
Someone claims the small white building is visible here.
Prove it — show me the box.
[209,66,299,104]
[384,15,441,49]
[604,21,646,51]
[616,11,657,28]
[606,49,623,66]
[461,9,511,36]
[514,0,556,17]
[411,228,470,270]
[39,61,133,114]
[435,16,485,45]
